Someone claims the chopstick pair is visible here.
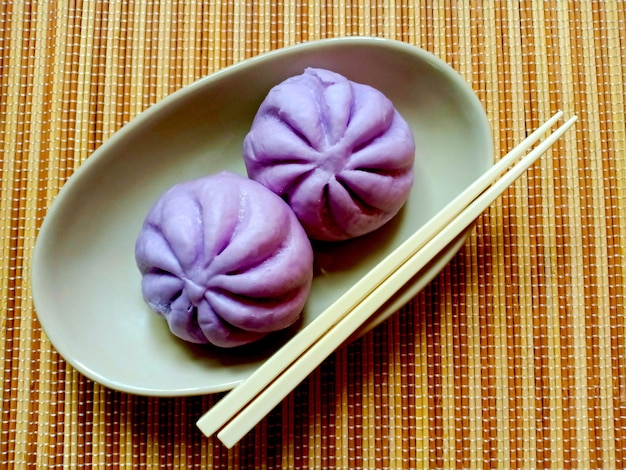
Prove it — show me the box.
[197,111,577,448]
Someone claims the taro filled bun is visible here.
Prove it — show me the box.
[135,171,314,348]
[243,67,416,241]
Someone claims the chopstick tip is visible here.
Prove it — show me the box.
[196,416,216,438]
[217,430,239,449]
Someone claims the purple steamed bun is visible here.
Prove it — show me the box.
[135,171,314,348]
[243,67,416,241]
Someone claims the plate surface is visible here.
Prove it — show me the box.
[31,37,493,396]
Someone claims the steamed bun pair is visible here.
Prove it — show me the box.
[135,68,416,348]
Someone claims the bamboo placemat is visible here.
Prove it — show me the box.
[1,1,625,468]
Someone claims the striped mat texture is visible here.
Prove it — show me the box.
[1,1,625,468]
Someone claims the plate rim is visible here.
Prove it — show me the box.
[31,37,494,396]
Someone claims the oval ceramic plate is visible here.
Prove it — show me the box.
[32,37,493,396]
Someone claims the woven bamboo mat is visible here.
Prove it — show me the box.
[1,1,625,468]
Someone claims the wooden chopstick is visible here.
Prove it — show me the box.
[214,115,578,447]
[197,112,569,438]
[197,112,576,445]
